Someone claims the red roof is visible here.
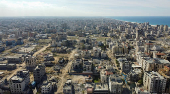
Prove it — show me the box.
[140,88,144,91]
[87,87,93,93]
[98,66,101,69]
[106,71,113,75]
[146,43,153,45]
[156,53,165,56]
[145,52,150,55]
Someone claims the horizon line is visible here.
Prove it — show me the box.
[0,16,170,18]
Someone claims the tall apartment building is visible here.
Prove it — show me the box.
[33,64,45,83]
[56,32,67,42]
[143,71,167,93]
[112,44,128,55]
[109,74,123,94]
[164,25,168,31]
[9,70,30,94]
[117,58,131,73]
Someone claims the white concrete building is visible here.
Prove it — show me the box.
[109,75,123,94]
[143,71,167,93]
[100,69,108,83]
[9,70,30,94]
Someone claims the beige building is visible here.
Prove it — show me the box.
[164,25,168,31]
[112,45,128,55]
[25,56,36,71]
[142,58,170,72]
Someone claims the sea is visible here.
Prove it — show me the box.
[106,16,170,27]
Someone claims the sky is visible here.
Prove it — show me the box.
[0,0,170,17]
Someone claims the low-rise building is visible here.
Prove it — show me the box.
[101,51,107,59]
[135,87,149,94]
[0,61,16,70]
[56,32,67,41]
[127,69,142,82]
[41,81,52,94]
[81,50,91,59]
[92,47,101,58]
[63,80,73,94]
[44,54,54,61]
[93,83,109,94]
[7,55,23,64]
[0,46,5,52]
[0,79,10,94]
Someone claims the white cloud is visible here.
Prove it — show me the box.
[0,0,170,16]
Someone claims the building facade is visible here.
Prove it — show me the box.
[9,70,30,94]
[109,75,123,94]
[143,71,167,93]
[33,64,46,83]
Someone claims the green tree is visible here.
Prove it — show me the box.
[138,79,143,85]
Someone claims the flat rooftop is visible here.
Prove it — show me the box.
[19,46,35,53]
[147,71,164,79]
[95,83,108,90]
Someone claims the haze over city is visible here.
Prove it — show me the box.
[0,0,170,94]
[1,0,170,16]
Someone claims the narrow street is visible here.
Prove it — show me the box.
[3,44,51,81]
[55,48,77,94]
[107,49,122,74]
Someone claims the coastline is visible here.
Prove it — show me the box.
[114,19,170,28]
[109,16,170,29]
